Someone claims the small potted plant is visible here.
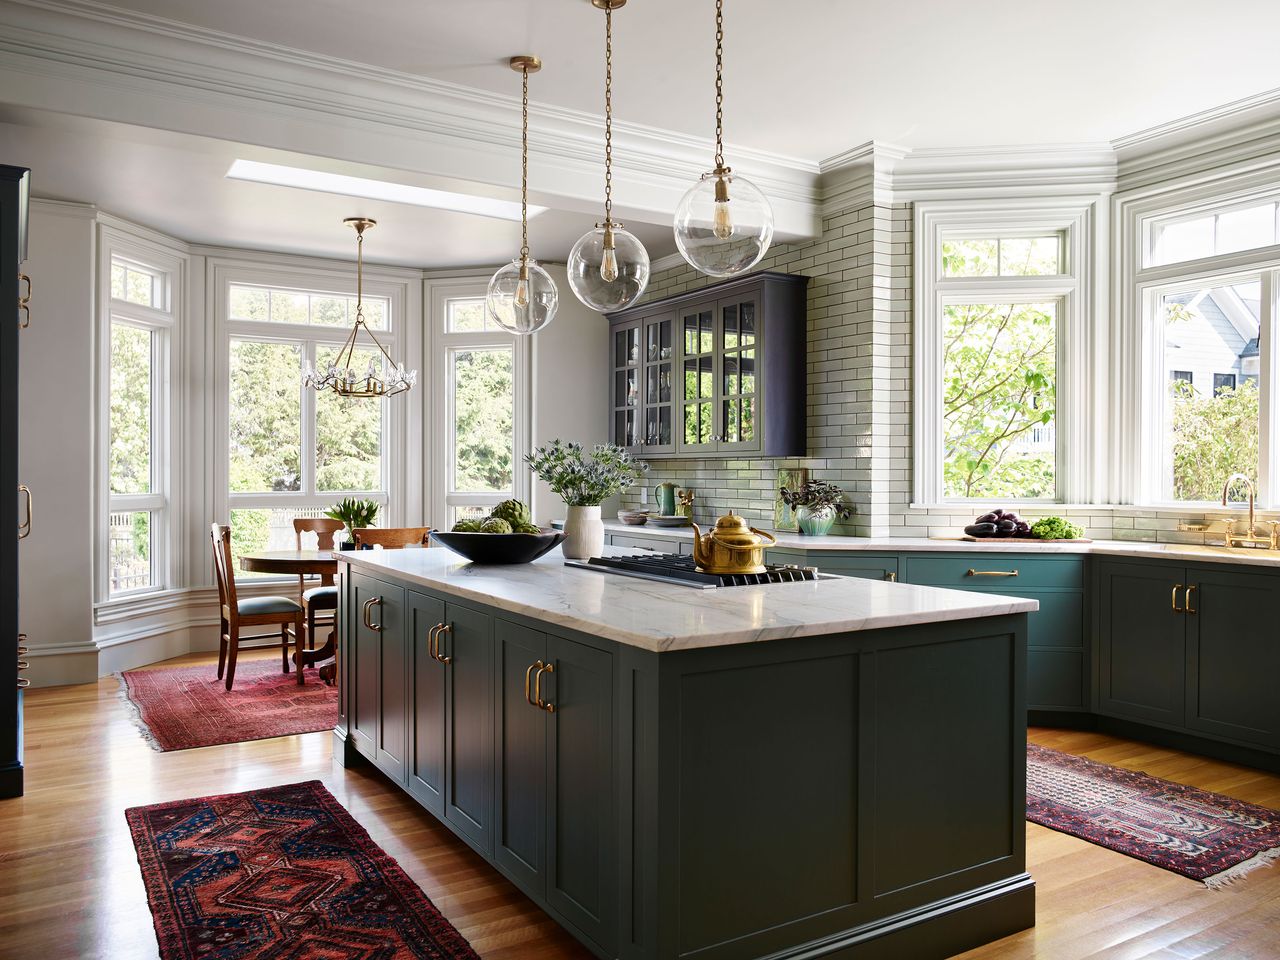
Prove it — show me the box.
[324,497,380,549]
[779,478,851,536]
[525,440,649,558]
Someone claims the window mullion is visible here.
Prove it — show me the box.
[1260,271,1275,507]
[301,341,317,497]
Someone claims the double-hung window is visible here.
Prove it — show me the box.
[1134,190,1280,507]
[103,248,178,598]
[428,282,530,526]
[915,201,1091,505]
[220,271,401,568]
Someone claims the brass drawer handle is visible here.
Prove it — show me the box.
[18,274,30,329]
[433,623,452,664]
[534,661,555,713]
[1172,583,1184,614]
[426,624,440,659]
[966,568,1018,577]
[19,273,30,304]
[18,485,32,540]
[16,660,29,671]
[884,572,897,582]
[361,596,383,632]
[524,660,544,708]
[17,678,29,689]
[1185,585,1197,615]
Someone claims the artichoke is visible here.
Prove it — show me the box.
[512,521,542,534]
[479,517,513,534]
[490,498,531,525]
[452,519,483,533]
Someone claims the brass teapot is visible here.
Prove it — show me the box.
[690,510,778,575]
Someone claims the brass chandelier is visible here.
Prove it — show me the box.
[303,218,416,398]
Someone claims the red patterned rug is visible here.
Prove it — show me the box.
[119,659,337,751]
[126,780,479,959]
[1027,744,1280,887]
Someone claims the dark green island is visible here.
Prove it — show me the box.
[334,546,1038,960]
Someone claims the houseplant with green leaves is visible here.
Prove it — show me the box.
[779,478,852,536]
[525,440,649,558]
[324,497,380,549]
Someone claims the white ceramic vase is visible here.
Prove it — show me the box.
[562,504,605,559]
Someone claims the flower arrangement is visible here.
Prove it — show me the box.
[525,440,649,506]
[778,478,852,518]
[324,497,380,543]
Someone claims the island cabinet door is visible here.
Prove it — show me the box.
[1096,560,1186,726]
[442,602,495,856]
[1184,567,1280,750]
[374,582,408,784]
[494,620,548,899]
[350,572,394,763]
[407,591,447,817]
[544,634,616,954]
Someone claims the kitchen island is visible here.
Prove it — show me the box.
[334,546,1038,960]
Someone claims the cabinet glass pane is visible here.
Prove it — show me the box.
[700,357,714,399]
[617,369,637,407]
[723,307,739,349]
[616,409,637,447]
[646,320,672,362]
[724,398,740,443]
[724,355,739,395]
[684,402,713,445]
[741,306,756,346]
[700,313,714,352]
[742,396,755,441]
[741,350,756,395]
[616,328,638,366]
[647,364,673,404]
[646,406,673,446]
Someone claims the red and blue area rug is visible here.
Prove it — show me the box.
[126,780,478,959]
[1027,744,1280,887]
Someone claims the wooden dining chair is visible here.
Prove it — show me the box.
[293,517,345,651]
[210,523,306,691]
[352,526,433,549]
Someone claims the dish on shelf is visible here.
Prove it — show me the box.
[647,515,691,527]
[617,510,651,526]
[429,530,565,564]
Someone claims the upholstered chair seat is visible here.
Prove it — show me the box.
[238,596,304,617]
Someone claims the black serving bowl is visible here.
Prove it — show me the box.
[429,529,566,565]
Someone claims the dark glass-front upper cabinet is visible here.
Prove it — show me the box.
[607,272,807,460]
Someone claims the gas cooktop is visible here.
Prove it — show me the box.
[564,552,833,589]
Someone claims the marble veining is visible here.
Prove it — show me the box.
[339,546,1038,653]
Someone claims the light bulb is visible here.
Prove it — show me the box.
[712,199,733,240]
[485,257,558,335]
[600,244,619,283]
[514,278,529,308]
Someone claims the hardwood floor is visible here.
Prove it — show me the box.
[3,651,1279,960]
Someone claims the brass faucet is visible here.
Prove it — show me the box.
[1220,474,1274,549]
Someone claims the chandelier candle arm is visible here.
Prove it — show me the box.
[673,0,774,278]
[486,54,558,335]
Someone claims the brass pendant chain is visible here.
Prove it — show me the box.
[354,227,365,324]
[520,62,530,263]
[603,2,614,228]
[714,0,725,172]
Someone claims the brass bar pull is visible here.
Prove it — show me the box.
[524,661,544,707]
[966,568,1018,577]
[18,302,29,329]
[16,660,29,671]
[1172,583,1184,614]
[17,678,29,689]
[434,624,452,664]
[1186,585,1197,615]
[18,273,30,303]
[884,572,897,582]
[426,624,440,659]
[18,485,32,540]
[534,661,555,713]
[361,596,382,631]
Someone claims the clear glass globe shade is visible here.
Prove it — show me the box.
[566,225,650,312]
[486,257,558,335]
[673,170,774,277]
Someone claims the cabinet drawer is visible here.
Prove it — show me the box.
[905,555,1083,589]
[610,534,681,553]
[816,555,899,581]
[1028,650,1085,710]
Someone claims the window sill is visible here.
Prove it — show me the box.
[908,501,1280,516]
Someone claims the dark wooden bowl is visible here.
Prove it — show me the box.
[429,530,566,564]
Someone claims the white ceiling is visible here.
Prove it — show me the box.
[68,0,1280,156]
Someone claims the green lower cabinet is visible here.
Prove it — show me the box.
[1185,567,1280,750]
[493,619,617,956]
[407,592,446,817]
[349,571,407,776]
[441,603,495,855]
[768,549,898,581]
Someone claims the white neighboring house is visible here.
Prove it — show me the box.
[1165,286,1260,395]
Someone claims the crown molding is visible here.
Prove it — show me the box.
[649,251,689,274]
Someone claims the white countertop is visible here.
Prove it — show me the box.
[600,521,1280,568]
[339,546,1037,653]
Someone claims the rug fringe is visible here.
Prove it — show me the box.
[114,672,165,752]
[1203,845,1280,889]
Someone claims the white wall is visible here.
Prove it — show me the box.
[19,201,97,685]
[529,263,610,525]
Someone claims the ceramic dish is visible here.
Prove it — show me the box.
[647,515,691,527]
[617,510,650,526]
[429,530,565,564]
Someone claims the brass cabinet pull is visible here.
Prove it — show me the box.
[16,678,29,689]
[361,596,383,632]
[18,273,30,329]
[884,572,897,582]
[1185,585,1197,615]
[16,660,28,671]
[434,623,452,664]
[426,624,440,659]
[966,568,1018,577]
[524,660,544,708]
[18,485,32,540]
[18,273,30,303]
[1172,583,1184,614]
[534,661,555,713]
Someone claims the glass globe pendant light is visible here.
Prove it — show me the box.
[673,0,774,277]
[566,0,650,312]
[486,55,558,335]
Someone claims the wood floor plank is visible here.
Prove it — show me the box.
[4,650,1279,959]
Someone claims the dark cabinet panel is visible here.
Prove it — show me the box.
[610,319,642,452]
[349,572,387,761]
[375,583,408,782]
[443,602,495,854]
[494,619,547,897]
[1185,568,1280,749]
[407,591,447,816]
[545,634,616,952]
[1096,560,1185,726]
[1028,650,1085,710]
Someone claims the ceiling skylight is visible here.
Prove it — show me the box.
[225,160,544,222]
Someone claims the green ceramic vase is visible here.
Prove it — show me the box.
[796,505,836,536]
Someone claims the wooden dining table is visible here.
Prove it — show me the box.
[239,550,340,684]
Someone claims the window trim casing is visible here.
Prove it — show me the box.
[913,197,1098,507]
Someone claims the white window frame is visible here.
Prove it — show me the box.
[913,198,1097,506]
[425,278,531,527]
[1115,161,1280,509]
[95,228,186,604]
[212,257,418,566]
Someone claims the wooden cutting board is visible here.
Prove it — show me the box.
[959,536,1092,543]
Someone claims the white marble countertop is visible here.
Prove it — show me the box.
[339,546,1037,653]
[598,520,1280,568]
